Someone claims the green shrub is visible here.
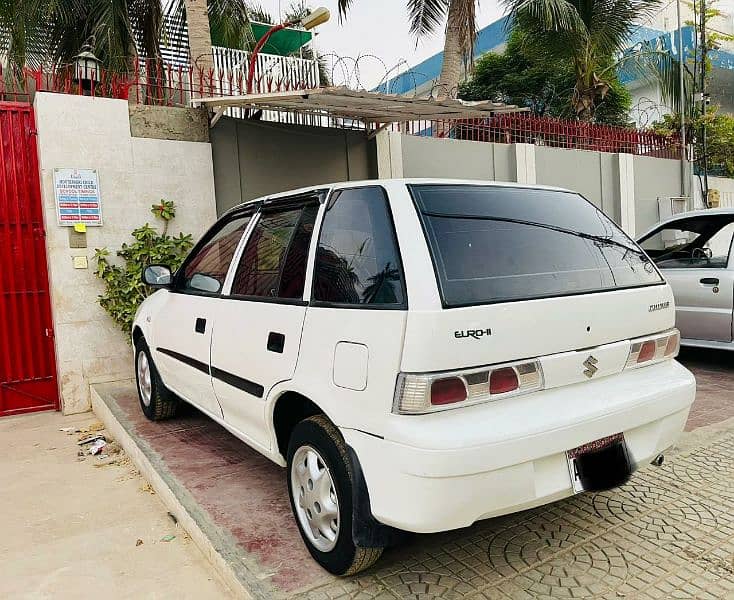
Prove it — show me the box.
[94,200,193,333]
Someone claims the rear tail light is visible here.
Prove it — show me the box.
[489,368,519,394]
[394,360,543,415]
[625,329,680,369]
[430,377,467,405]
[638,340,657,363]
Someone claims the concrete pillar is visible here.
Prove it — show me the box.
[617,153,636,236]
[514,143,536,184]
[375,130,403,179]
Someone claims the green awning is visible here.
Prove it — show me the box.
[250,22,312,56]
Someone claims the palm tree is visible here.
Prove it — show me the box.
[0,0,251,75]
[164,0,252,73]
[502,0,689,121]
[0,0,54,82]
[181,0,214,70]
[338,0,477,99]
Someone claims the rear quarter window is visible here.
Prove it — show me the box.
[410,184,662,307]
[313,186,406,308]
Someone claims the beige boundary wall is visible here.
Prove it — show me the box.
[34,93,217,414]
[375,130,698,237]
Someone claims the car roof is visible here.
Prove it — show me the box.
[636,207,734,239]
[225,178,573,214]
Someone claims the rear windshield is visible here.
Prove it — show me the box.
[410,184,663,307]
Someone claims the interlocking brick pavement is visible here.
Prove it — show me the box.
[297,431,734,600]
[678,348,734,431]
[93,347,734,599]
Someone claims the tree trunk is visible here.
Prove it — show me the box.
[572,73,610,122]
[572,83,596,122]
[185,0,213,74]
[436,0,466,100]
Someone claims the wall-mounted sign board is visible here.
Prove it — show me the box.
[54,168,102,226]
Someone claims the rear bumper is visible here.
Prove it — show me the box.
[342,360,695,533]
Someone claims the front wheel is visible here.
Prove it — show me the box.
[287,415,383,575]
[135,340,179,421]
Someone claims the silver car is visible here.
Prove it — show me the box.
[637,208,734,350]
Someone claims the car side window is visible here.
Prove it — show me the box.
[231,203,319,299]
[180,214,253,294]
[313,187,405,307]
[703,223,734,267]
[642,222,734,269]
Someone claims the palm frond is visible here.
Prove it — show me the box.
[129,0,164,58]
[166,0,252,52]
[502,0,587,34]
[337,0,354,23]
[611,48,694,118]
[587,0,664,57]
[45,0,137,71]
[245,3,274,23]
[208,0,252,49]
[283,1,312,22]
[407,0,450,38]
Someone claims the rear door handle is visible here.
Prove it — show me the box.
[267,332,285,353]
[700,278,719,285]
[195,318,206,334]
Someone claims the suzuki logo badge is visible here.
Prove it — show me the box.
[583,355,599,378]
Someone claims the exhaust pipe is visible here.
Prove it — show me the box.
[651,454,664,467]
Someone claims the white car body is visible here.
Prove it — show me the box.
[637,208,734,351]
[133,179,695,556]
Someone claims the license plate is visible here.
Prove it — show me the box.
[566,433,625,494]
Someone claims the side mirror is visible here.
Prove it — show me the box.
[143,265,172,288]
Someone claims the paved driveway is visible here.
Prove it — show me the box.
[678,347,734,431]
[93,347,734,599]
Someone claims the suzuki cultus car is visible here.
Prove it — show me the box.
[133,180,696,575]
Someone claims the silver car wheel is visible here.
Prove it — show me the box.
[137,350,152,407]
[290,445,340,552]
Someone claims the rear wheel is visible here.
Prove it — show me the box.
[287,415,383,575]
[135,340,179,421]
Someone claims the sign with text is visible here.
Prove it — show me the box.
[54,168,102,226]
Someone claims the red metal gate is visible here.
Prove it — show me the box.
[0,102,58,416]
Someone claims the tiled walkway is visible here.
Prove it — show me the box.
[93,349,734,599]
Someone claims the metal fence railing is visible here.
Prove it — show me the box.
[399,115,681,159]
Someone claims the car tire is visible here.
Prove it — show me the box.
[287,414,383,576]
[134,339,179,421]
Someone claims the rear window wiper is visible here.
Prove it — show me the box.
[422,212,648,257]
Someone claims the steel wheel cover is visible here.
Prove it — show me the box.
[137,350,152,407]
[290,445,340,552]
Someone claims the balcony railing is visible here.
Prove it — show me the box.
[212,47,320,95]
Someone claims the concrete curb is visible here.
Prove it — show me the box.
[92,384,259,600]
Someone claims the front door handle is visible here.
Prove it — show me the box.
[195,318,206,334]
[700,277,719,285]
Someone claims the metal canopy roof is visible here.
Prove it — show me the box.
[194,87,525,124]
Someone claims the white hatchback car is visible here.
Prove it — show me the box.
[133,179,696,575]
